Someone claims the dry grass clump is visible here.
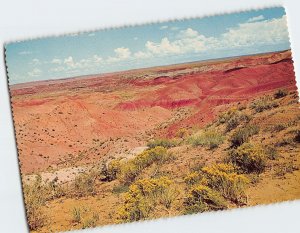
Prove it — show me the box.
[228,143,267,173]
[183,185,227,214]
[23,176,47,230]
[188,129,225,149]
[218,108,251,132]
[73,171,97,197]
[147,138,178,149]
[117,177,177,222]
[230,124,259,148]
[250,95,278,113]
[71,206,99,229]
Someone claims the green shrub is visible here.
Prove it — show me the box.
[188,129,225,149]
[117,177,176,222]
[201,163,249,204]
[250,96,278,113]
[184,185,227,214]
[230,125,259,147]
[147,138,177,149]
[274,89,288,99]
[228,143,267,173]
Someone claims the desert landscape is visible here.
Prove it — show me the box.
[10,50,300,232]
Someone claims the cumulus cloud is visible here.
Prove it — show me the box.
[47,15,289,75]
[247,15,265,23]
[221,15,288,48]
[51,58,62,64]
[28,68,42,77]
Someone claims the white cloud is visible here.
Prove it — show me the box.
[18,51,32,55]
[28,68,42,77]
[93,55,102,63]
[221,15,288,48]
[114,47,131,59]
[145,37,181,55]
[247,15,265,23]
[160,25,168,30]
[51,58,62,64]
[64,56,75,67]
[47,15,289,75]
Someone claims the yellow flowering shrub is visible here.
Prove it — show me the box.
[116,177,176,222]
[228,143,267,173]
[184,185,227,214]
[202,163,249,204]
[119,146,171,184]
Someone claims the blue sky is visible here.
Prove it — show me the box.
[6,7,290,84]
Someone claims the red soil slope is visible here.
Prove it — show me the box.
[10,50,297,174]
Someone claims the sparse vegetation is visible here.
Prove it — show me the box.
[23,176,47,230]
[117,177,177,222]
[147,138,178,149]
[228,143,267,173]
[230,125,259,147]
[188,129,225,149]
[201,163,249,204]
[118,146,172,184]
[73,172,97,197]
[184,185,227,214]
[250,96,278,113]
[274,89,288,99]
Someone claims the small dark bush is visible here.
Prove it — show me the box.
[274,89,288,99]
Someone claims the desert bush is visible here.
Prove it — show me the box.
[147,138,177,149]
[265,145,278,160]
[112,184,130,194]
[73,172,97,197]
[100,159,121,182]
[274,89,288,99]
[228,143,267,173]
[176,128,189,139]
[23,175,47,230]
[184,172,202,187]
[188,129,225,149]
[119,146,171,184]
[117,177,176,222]
[295,130,300,143]
[47,177,66,199]
[71,207,82,223]
[230,124,259,147]
[250,96,278,113]
[82,212,99,229]
[201,163,249,204]
[219,109,251,132]
[184,185,227,214]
